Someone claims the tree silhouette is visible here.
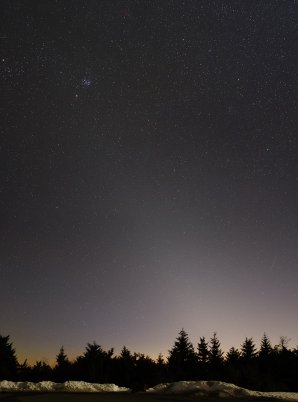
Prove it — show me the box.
[31,361,52,382]
[0,334,18,380]
[133,353,156,390]
[259,334,272,358]
[240,337,258,388]
[225,347,241,384]
[272,337,297,391]
[77,341,113,383]
[208,333,224,379]
[54,346,71,382]
[258,334,274,390]
[155,353,167,384]
[197,336,209,379]
[226,347,241,363]
[114,346,136,387]
[168,329,197,381]
[241,337,257,360]
[84,342,103,382]
[1,331,298,391]
[120,345,132,360]
[18,359,32,381]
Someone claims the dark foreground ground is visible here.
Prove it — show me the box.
[0,393,280,402]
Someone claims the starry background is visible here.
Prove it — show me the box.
[1,0,298,364]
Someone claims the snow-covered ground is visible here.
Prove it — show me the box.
[0,380,298,400]
[0,380,129,393]
[147,381,298,401]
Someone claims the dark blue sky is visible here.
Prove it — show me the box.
[1,0,297,364]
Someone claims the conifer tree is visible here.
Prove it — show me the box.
[54,346,71,382]
[31,361,52,381]
[197,337,209,379]
[209,333,223,364]
[225,347,241,385]
[80,341,113,382]
[116,346,136,387]
[56,346,68,365]
[226,347,241,363]
[208,333,224,379]
[156,353,164,366]
[257,334,274,390]
[120,345,133,360]
[168,329,197,381]
[241,337,257,360]
[240,338,258,389]
[155,353,167,383]
[198,337,209,364]
[259,334,272,358]
[18,359,31,381]
[0,335,18,380]
[133,353,156,390]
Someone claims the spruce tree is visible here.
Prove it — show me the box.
[259,334,272,358]
[240,338,258,389]
[197,337,209,379]
[225,347,241,385]
[54,346,71,382]
[133,353,156,390]
[81,341,113,382]
[226,347,241,363]
[18,359,31,381]
[168,329,197,381]
[117,346,136,388]
[209,333,223,364]
[120,345,132,360]
[208,333,224,379]
[258,334,274,391]
[198,337,209,364]
[31,361,52,381]
[241,337,257,360]
[0,334,18,380]
[56,346,68,365]
[156,353,165,366]
[156,353,167,383]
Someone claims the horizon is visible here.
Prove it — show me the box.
[10,330,297,367]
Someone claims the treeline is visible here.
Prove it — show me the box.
[1,330,298,391]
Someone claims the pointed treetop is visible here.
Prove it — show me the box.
[84,341,104,359]
[259,333,272,357]
[120,346,132,359]
[226,347,241,363]
[208,332,223,363]
[170,329,195,354]
[197,336,209,363]
[241,337,257,359]
[56,346,69,365]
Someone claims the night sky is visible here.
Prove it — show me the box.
[1,1,298,365]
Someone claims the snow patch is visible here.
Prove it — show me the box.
[147,381,298,401]
[1,380,298,399]
[0,380,130,393]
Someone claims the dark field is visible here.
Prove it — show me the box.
[0,393,280,402]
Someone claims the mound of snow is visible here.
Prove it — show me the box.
[63,381,129,393]
[147,381,298,401]
[0,380,130,393]
[147,381,252,398]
